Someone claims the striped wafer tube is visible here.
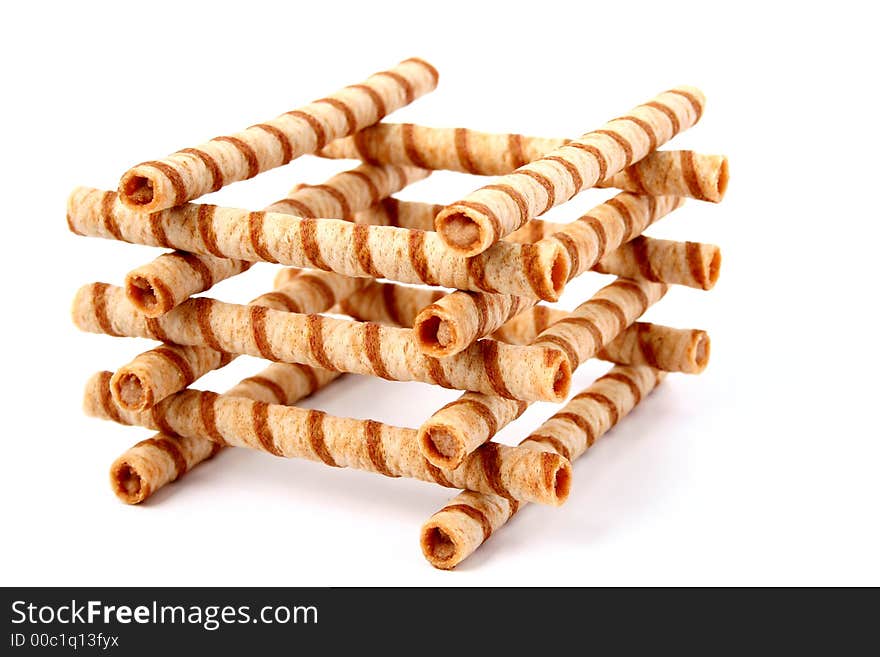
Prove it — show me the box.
[321,124,728,203]
[110,362,339,504]
[594,237,721,291]
[354,198,443,230]
[109,270,366,411]
[73,284,571,402]
[418,278,665,468]
[68,188,570,302]
[421,364,664,568]
[86,373,573,506]
[414,192,683,357]
[434,86,705,256]
[123,163,429,316]
[117,58,439,212]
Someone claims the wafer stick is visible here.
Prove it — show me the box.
[594,237,721,290]
[321,124,728,203]
[68,188,570,301]
[415,192,683,357]
[111,362,339,504]
[86,373,573,506]
[435,86,705,255]
[74,284,571,402]
[421,364,664,568]
[117,58,439,212]
[125,163,429,316]
[418,278,665,468]
[354,198,443,230]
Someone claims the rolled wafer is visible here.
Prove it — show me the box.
[117,57,439,212]
[86,373,573,506]
[415,192,683,357]
[421,364,664,569]
[435,86,705,255]
[418,278,665,468]
[123,163,429,316]
[111,362,339,504]
[594,237,721,290]
[68,188,570,301]
[110,269,366,411]
[74,284,571,402]
[354,198,443,230]
[321,123,728,203]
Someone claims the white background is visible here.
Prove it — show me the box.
[1,0,877,586]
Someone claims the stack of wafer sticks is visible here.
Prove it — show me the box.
[69,57,727,569]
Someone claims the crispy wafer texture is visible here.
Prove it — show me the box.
[353,198,442,230]
[73,284,571,402]
[435,86,705,255]
[87,373,572,506]
[68,188,570,301]
[418,278,665,468]
[110,362,339,504]
[597,151,728,203]
[414,192,683,357]
[594,237,722,290]
[598,323,710,374]
[421,365,664,569]
[123,164,429,316]
[117,58,439,212]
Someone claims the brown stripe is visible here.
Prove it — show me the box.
[553,232,580,281]
[679,151,705,200]
[666,88,703,121]
[363,323,392,379]
[285,110,327,150]
[605,197,635,241]
[312,184,353,220]
[91,283,121,337]
[148,213,171,247]
[515,169,556,213]
[97,371,124,424]
[625,160,649,194]
[364,420,396,477]
[407,230,436,285]
[197,205,224,257]
[153,346,196,386]
[257,291,300,313]
[545,155,583,194]
[645,100,680,134]
[168,251,213,289]
[629,236,659,281]
[152,436,188,479]
[349,84,386,120]
[520,243,552,299]
[212,136,259,179]
[297,273,336,309]
[554,411,593,436]
[249,124,293,166]
[353,224,381,276]
[466,253,498,294]
[380,197,400,225]
[247,211,278,263]
[401,123,430,169]
[686,242,707,288]
[425,460,454,488]
[646,194,658,222]
[193,298,224,352]
[589,297,628,333]
[251,401,283,456]
[614,279,651,312]
[270,198,315,218]
[293,363,320,395]
[100,191,124,241]
[241,376,286,404]
[142,161,186,206]
[567,142,607,182]
[346,170,381,205]
[454,200,504,240]
[381,284,403,326]
[313,97,356,134]
[376,70,414,103]
[306,409,339,466]
[595,129,634,168]
[507,133,528,168]
[579,215,608,260]
[208,442,223,458]
[306,314,335,370]
[536,333,579,369]
[617,115,657,151]
[443,504,492,541]
[573,391,619,427]
[218,352,235,367]
[299,219,331,270]
[250,305,278,360]
[178,147,225,191]
[636,323,661,368]
[424,356,453,389]
[482,186,527,235]
[479,442,514,501]
[524,434,572,460]
[150,403,178,437]
[195,391,222,444]
[454,127,480,174]
[554,316,603,353]
[472,294,490,334]
[458,398,499,437]
[480,340,513,398]
[604,371,642,404]
[144,317,171,343]
[401,57,440,85]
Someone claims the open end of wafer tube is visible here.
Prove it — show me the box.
[436,209,484,255]
[120,172,156,207]
[126,275,168,316]
[111,372,149,411]
[550,250,570,298]
[420,524,462,570]
[419,425,466,469]
[552,460,573,504]
[692,332,711,373]
[706,249,722,289]
[111,460,147,504]
[715,157,730,201]
[415,312,458,357]
[552,359,572,401]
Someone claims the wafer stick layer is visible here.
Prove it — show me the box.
[594,237,721,290]
[435,86,705,255]
[74,284,571,402]
[87,373,573,506]
[421,365,664,568]
[117,58,438,212]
